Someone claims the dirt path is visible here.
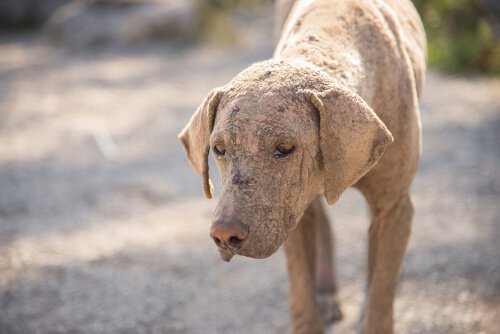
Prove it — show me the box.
[0,11,499,334]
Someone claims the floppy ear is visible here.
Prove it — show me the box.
[305,85,393,205]
[178,88,224,199]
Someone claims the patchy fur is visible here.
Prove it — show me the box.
[179,0,425,333]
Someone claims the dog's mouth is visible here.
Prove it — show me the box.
[217,247,235,262]
[212,217,293,262]
[214,239,282,262]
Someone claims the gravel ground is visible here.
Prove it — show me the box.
[0,9,499,334]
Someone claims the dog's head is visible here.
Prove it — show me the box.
[179,59,392,261]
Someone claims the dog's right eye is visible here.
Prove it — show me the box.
[274,143,295,158]
[213,144,226,157]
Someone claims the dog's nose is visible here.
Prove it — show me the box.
[210,219,249,248]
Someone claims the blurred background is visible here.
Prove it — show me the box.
[0,0,498,333]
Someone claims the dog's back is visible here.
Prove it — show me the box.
[383,0,426,95]
[275,0,425,100]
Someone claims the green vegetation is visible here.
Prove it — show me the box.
[198,0,500,74]
[197,0,270,44]
[413,0,500,74]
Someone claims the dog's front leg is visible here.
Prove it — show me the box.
[313,198,343,324]
[362,192,414,334]
[284,204,324,334]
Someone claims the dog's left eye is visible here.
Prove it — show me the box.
[274,143,295,158]
[213,143,226,157]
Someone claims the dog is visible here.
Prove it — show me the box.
[179,0,426,333]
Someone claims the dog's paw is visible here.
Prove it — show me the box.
[317,291,343,324]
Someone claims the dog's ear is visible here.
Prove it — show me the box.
[178,88,224,199]
[305,85,393,204]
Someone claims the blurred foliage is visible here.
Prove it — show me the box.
[198,0,500,74]
[197,0,270,44]
[413,0,500,75]
[205,0,268,9]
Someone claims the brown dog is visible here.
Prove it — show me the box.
[179,0,425,333]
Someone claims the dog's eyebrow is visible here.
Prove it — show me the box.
[209,129,228,141]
